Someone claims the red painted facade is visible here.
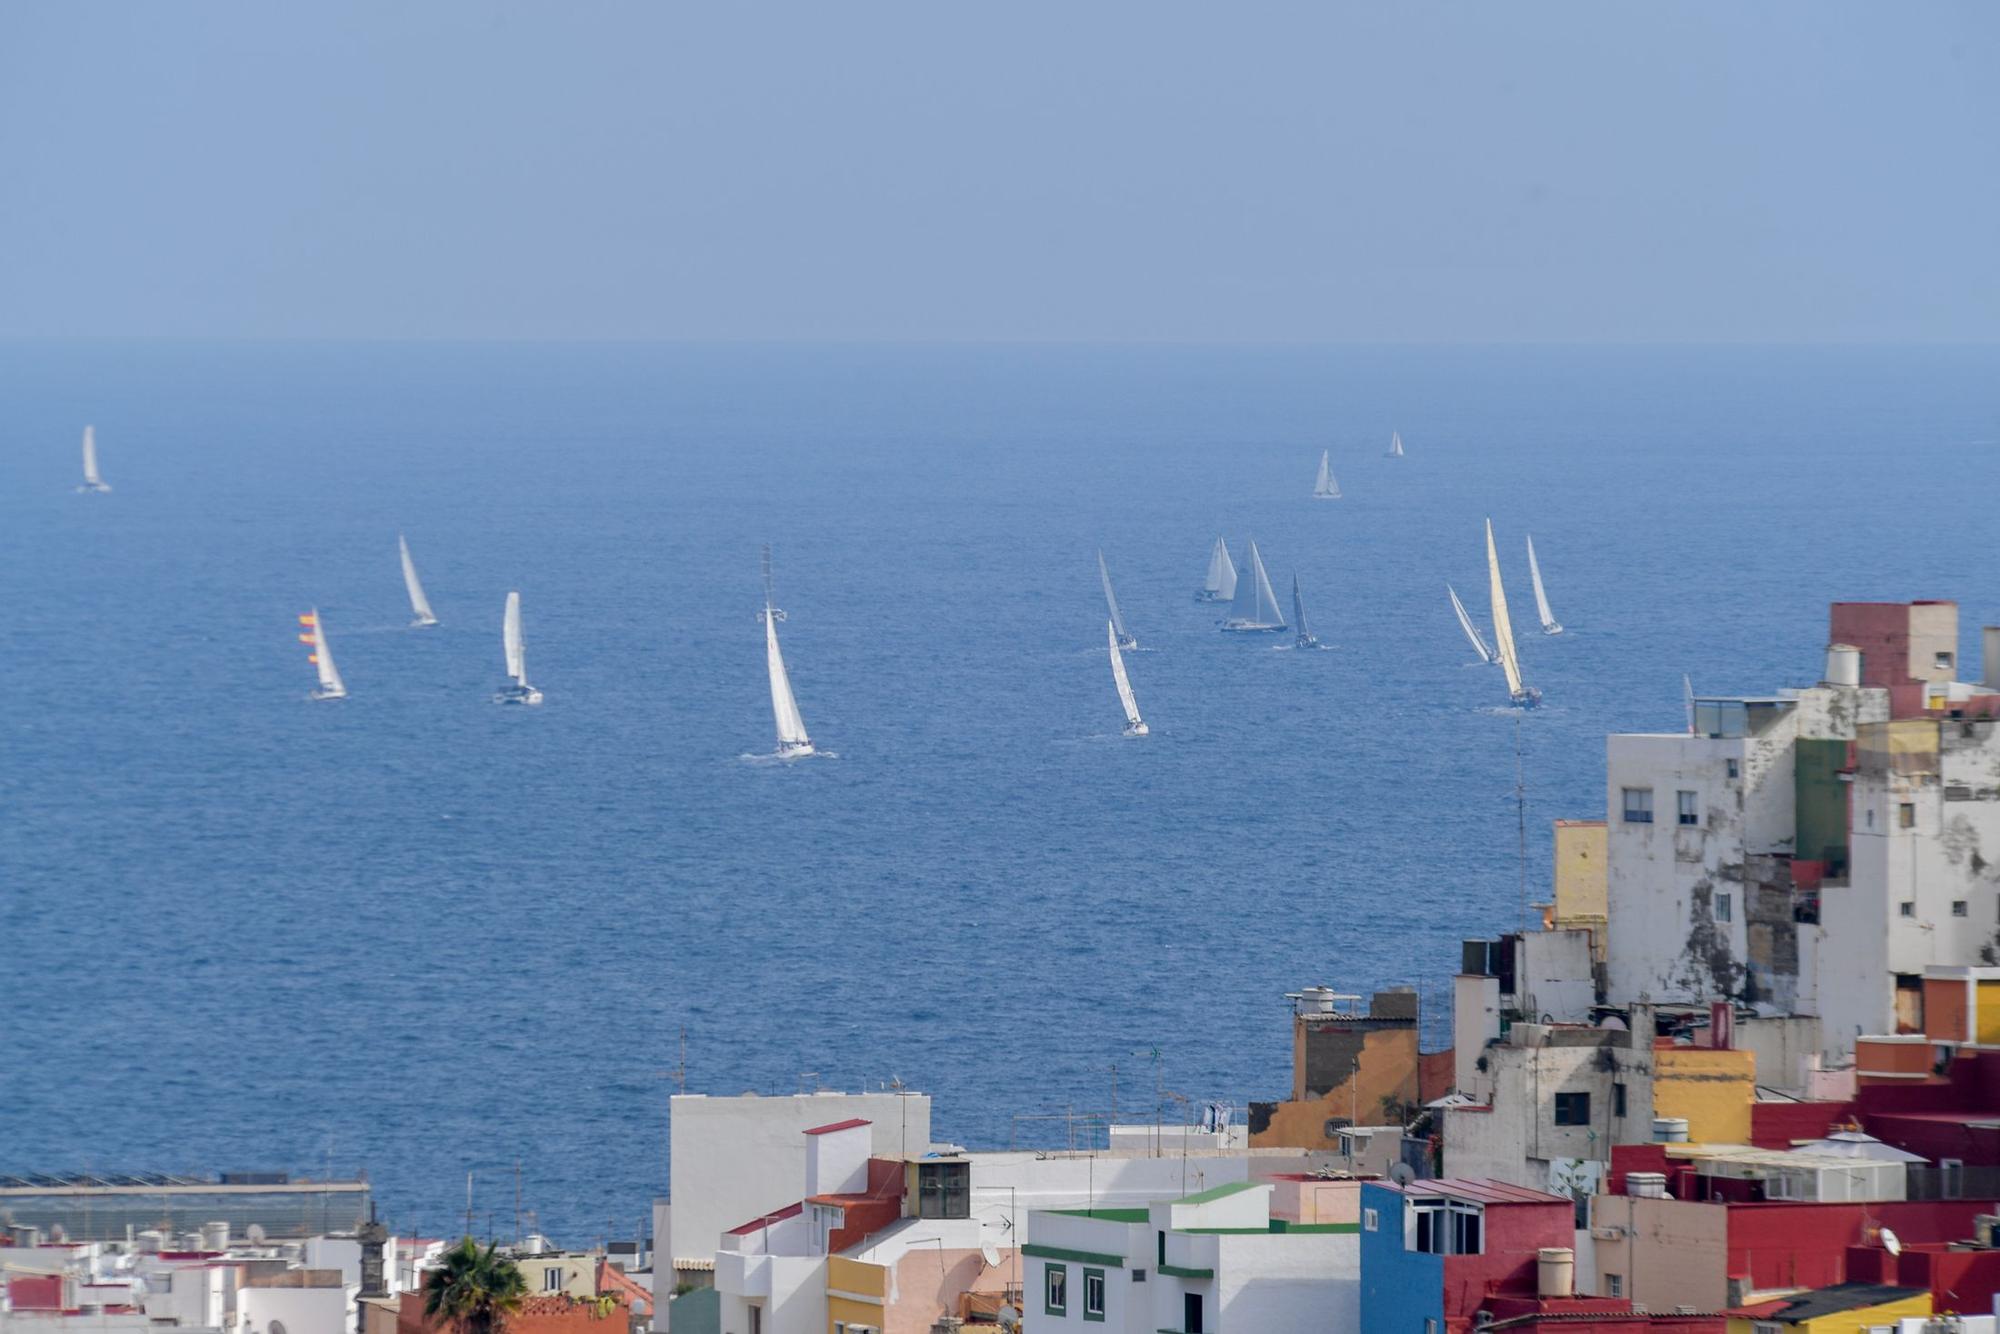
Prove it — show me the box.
[1749,1100,1852,1150]
[818,1157,905,1252]
[1829,602,1934,688]
[1481,1294,1724,1334]
[1728,1202,1996,1294]
[1859,1048,2000,1165]
[1441,1193,1575,1327]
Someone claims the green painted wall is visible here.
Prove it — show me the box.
[1795,738,1849,872]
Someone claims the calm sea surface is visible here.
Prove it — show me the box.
[3,342,1995,1242]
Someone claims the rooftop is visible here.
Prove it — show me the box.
[802,1118,872,1136]
[1382,1177,1571,1207]
[1732,1282,1927,1322]
[1177,1181,1262,1205]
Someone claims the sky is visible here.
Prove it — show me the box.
[0,2,1994,343]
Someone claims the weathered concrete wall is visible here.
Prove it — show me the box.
[1252,1027,1420,1147]
[1652,1045,1754,1144]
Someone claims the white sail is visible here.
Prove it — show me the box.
[400,535,438,626]
[1313,450,1341,499]
[1222,539,1287,631]
[1684,674,1696,735]
[1292,575,1318,648]
[1388,430,1405,457]
[765,604,812,752]
[1099,550,1134,647]
[301,609,346,699]
[1486,519,1531,702]
[503,591,527,684]
[78,425,109,492]
[1447,583,1495,664]
[1526,535,1562,634]
[1107,620,1147,736]
[1199,538,1238,602]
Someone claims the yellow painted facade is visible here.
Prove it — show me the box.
[1725,1289,1930,1334]
[1977,980,2000,1045]
[1652,1045,1755,1144]
[825,1256,886,1334]
[1552,821,1608,962]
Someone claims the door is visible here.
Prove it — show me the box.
[1183,1292,1203,1334]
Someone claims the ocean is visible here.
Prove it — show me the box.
[3,340,1995,1243]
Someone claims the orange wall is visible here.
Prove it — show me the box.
[1255,1027,1420,1147]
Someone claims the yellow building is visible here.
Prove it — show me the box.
[1550,819,1608,962]
[1652,1044,1755,1145]
[1725,1282,1929,1334]
[825,1255,887,1334]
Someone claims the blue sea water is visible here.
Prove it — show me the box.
[2,341,1995,1243]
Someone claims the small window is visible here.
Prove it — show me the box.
[1083,1268,1106,1321]
[1157,1231,1166,1266]
[835,1325,847,1334]
[1677,790,1698,826]
[1900,901,1916,919]
[1726,759,1740,780]
[1937,651,1955,672]
[1131,1268,1146,1283]
[1607,1273,1623,1298]
[1044,1264,1067,1316]
[1622,788,1654,824]
[543,1269,562,1292]
[1901,803,1917,829]
[1954,900,1969,917]
[1363,1207,1379,1231]
[1613,1083,1627,1118]
[917,1161,971,1219]
[1553,1092,1591,1126]
[1323,1117,1348,1139]
[1715,893,1732,923]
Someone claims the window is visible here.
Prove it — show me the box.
[1082,1269,1105,1322]
[1412,1200,1484,1256]
[543,1268,562,1292]
[747,1308,761,1334]
[1715,893,1732,923]
[1323,1117,1349,1139]
[835,1325,847,1334]
[1607,1274,1623,1298]
[1363,1207,1379,1232]
[1044,1264,1067,1316]
[1451,1208,1481,1255]
[1901,802,1917,829]
[1622,788,1654,824]
[1157,1231,1166,1266]
[1937,651,1956,672]
[1613,1083,1627,1118]
[917,1161,970,1219]
[1183,1293,1204,1334]
[1726,759,1740,780]
[1900,901,1916,919]
[1131,1269,1146,1283]
[1954,900,1969,917]
[1677,790,1699,826]
[1553,1092,1591,1126]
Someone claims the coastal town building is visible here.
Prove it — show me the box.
[1249,988,1427,1150]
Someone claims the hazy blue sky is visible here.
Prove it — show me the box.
[1,3,1993,342]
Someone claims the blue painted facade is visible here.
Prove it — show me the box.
[1358,1182,1443,1334]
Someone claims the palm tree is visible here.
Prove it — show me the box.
[424,1238,528,1334]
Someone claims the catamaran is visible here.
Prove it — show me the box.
[495,591,543,705]
[1099,550,1137,649]
[1447,584,1497,665]
[77,426,110,493]
[1387,430,1405,458]
[1485,519,1540,708]
[1312,451,1341,500]
[399,534,439,627]
[761,545,814,758]
[1107,620,1149,737]
[298,610,347,701]
[1221,539,1287,633]
[1526,535,1563,635]
[1292,575,1319,650]
[1196,538,1238,603]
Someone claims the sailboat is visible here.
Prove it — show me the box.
[298,610,347,701]
[1312,451,1341,500]
[760,545,814,758]
[1196,538,1238,603]
[76,426,110,493]
[1107,620,1149,737]
[1099,550,1137,649]
[399,535,439,627]
[1684,675,1696,735]
[495,591,543,705]
[1221,540,1287,633]
[1291,575,1320,650]
[1525,536,1563,635]
[1485,519,1539,707]
[1447,584,1497,665]
[1387,430,1405,458]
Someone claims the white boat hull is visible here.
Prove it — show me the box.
[1221,621,1286,633]
[1541,623,1564,636]
[1511,687,1543,709]
[76,481,112,494]
[1122,721,1149,738]
[310,686,347,702]
[775,739,816,759]
[496,684,543,706]
[411,615,438,628]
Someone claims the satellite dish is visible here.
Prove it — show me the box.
[246,1224,267,1244]
[1881,1227,1902,1257]
[271,1321,289,1334]
[997,1305,1021,1332]
[1389,1162,1417,1186]
[980,1242,1001,1269]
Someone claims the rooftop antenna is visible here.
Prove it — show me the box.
[676,1027,687,1095]
[1515,714,1529,935]
[762,544,783,620]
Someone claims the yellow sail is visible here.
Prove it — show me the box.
[1485,519,1525,699]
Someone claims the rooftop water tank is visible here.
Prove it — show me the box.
[1652,1117,1690,1143]
[1537,1247,1575,1299]
[201,1222,230,1253]
[1627,1171,1668,1198]
[1825,643,1862,688]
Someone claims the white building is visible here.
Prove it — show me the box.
[1025,1181,1358,1333]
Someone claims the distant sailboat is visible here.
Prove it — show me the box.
[495,591,543,705]
[1526,536,1563,635]
[1221,540,1287,633]
[399,535,439,628]
[1291,575,1319,650]
[76,426,110,493]
[1447,584,1497,665]
[1107,620,1149,737]
[1196,538,1238,603]
[298,610,347,701]
[1485,519,1539,707]
[1312,451,1341,500]
[1099,550,1137,649]
[761,545,814,758]
[1387,430,1405,458]
[1684,674,1696,735]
